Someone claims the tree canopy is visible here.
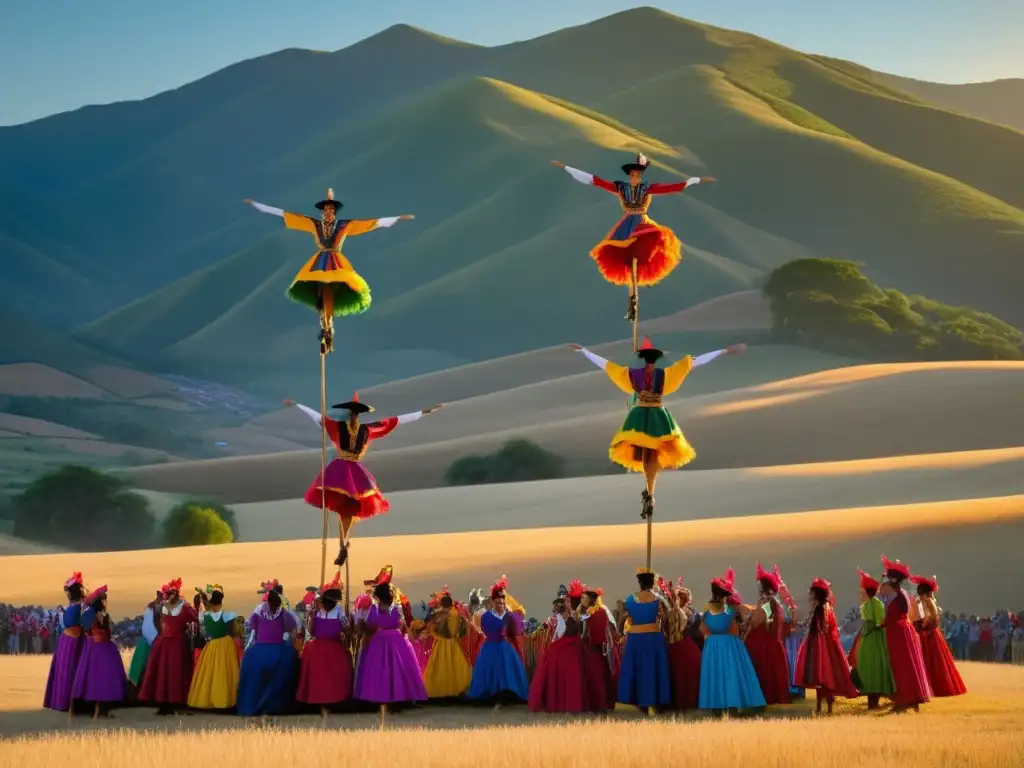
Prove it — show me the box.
[13,465,155,551]
[162,505,234,547]
[764,258,1024,361]
[446,439,566,486]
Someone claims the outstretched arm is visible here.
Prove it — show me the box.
[663,343,746,395]
[647,176,716,195]
[550,160,617,193]
[287,400,323,427]
[365,404,443,440]
[344,214,415,236]
[244,199,318,234]
[567,344,633,395]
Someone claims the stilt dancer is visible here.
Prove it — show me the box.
[244,190,414,591]
[567,338,745,569]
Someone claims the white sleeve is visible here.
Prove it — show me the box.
[554,614,566,640]
[375,216,400,228]
[248,200,284,217]
[578,348,609,371]
[692,349,727,368]
[142,608,158,644]
[564,166,595,186]
[293,403,322,427]
[396,411,423,426]
[686,177,701,186]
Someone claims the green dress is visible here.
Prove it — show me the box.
[851,597,895,694]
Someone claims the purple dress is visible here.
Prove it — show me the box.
[353,604,427,703]
[43,602,86,711]
[70,608,128,703]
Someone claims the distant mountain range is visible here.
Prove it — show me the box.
[2,6,1023,395]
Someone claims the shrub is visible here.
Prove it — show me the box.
[162,505,234,547]
[445,439,566,487]
[13,465,155,551]
[164,499,239,539]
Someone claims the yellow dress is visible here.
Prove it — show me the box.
[423,611,473,698]
[188,611,240,710]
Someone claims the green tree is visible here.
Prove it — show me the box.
[165,499,239,539]
[13,465,155,551]
[162,505,234,547]
[445,439,566,486]
[764,258,882,307]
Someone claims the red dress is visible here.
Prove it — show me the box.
[528,617,590,713]
[296,610,354,704]
[917,598,966,697]
[582,607,616,712]
[884,591,932,706]
[795,604,858,698]
[665,607,701,711]
[745,599,792,705]
[139,603,197,706]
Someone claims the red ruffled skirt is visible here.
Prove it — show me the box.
[528,635,590,713]
[297,638,354,704]
[885,619,932,705]
[667,637,702,711]
[138,635,193,706]
[795,631,858,699]
[918,628,966,697]
[591,214,682,286]
[304,458,389,520]
[745,628,792,705]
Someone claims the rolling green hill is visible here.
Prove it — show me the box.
[3,6,1023,390]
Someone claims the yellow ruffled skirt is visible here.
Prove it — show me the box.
[188,636,240,710]
[288,249,371,316]
[424,637,473,698]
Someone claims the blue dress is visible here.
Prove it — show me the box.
[698,607,767,710]
[617,592,671,708]
[786,626,807,698]
[468,610,528,702]
[237,608,300,716]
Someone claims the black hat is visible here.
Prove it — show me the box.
[636,336,664,364]
[314,187,343,211]
[331,391,374,414]
[621,153,650,175]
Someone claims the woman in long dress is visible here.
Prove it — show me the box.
[297,572,354,711]
[44,572,87,714]
[910,575,967,698]
[849,568,894,709]
[353,582,427,713]
[618,568,672,713]
[794,578,859,715]
[70,585,127,719]
[423,587,473,700]
[661,578,701,712]
[698,568,766,714]
[580,587,618,714]
[138,578,198,716]
[188,584,240,711]
[880,555,932,712]
[237,584,300,717]
[528,597,590,713]
[127,590,161,695]
[468,576,529,708]
[743,562,792,705]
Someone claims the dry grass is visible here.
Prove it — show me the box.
[0,363,108,399]
[0,661,1021,767]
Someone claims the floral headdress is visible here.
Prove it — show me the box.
[161,578,183,595]
[85,585,108,604]
[909,574,939,594]
[881,554,911,580]
[490,574,508,600]
[567,579,585,600]
[810,577,835,605]
[755,561,781,593]
[205,583,224,595]
[64,572,85,590]
[711,567,735,594]
[857,568,880,591]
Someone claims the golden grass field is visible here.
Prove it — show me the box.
[0,656,1022,767]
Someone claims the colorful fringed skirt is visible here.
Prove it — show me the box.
[610,402,695,472]
[288,249,371,317]
[304,458,389,520]
[591,214,682,286]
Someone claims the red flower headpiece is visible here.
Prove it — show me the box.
[353,593,372,612]
[259,578,281,601]
[909,574,938,593]
[591,586,604,597]
[810,577,831,592]
[711,567,735,594]
[322,571,343,593]
[64,572,84,590]
[857,568,880,591]
[726,590,743,606]
[567,579,585,599]
[302,588,317,607]
[755,561,781,593]
[490,574,508,599]
[656,576,672,595]
[85,585,108,604]
[162,578,183,595]
[881,554,911,580]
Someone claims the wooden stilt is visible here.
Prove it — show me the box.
[92,701,100,721]
[379,703,387,730]
[631,257,654,572]
[319,350,329,590]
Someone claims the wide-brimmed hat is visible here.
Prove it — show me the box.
[622,153,650,175]
[314,187,343,211]
[636,336,664,364]
[332,391,374,415]
[364,565,393,587]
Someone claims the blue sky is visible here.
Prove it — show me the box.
[1,0,1020,125]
